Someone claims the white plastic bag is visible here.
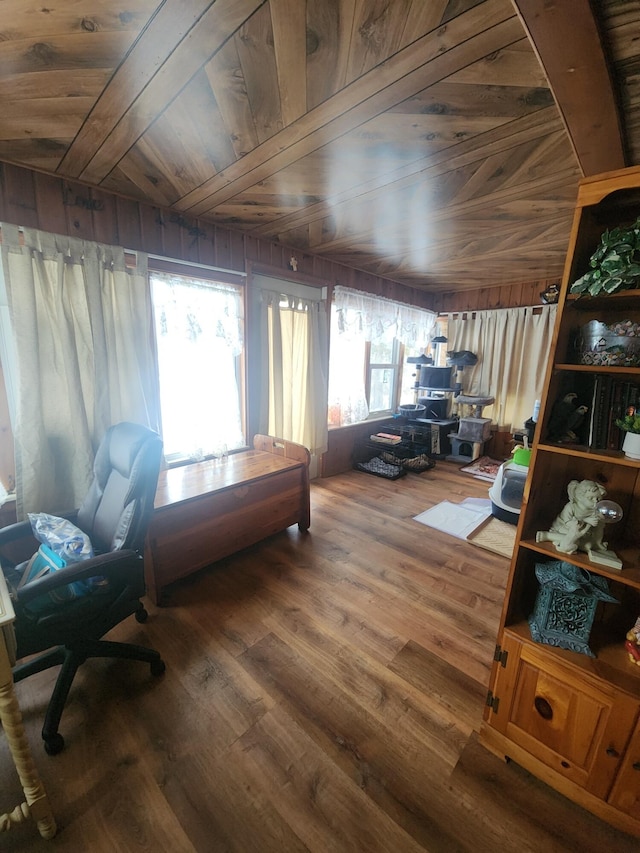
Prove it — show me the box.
[28,513,94,563]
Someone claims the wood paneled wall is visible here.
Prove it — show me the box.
[430,279,559,313]
[0,163,436,311]
[0,162,555,487]
[0,163,555,314]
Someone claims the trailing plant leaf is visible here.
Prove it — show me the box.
[570,216,640,297]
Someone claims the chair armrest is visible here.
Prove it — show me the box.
[0,520,34,545]
[15,549,141,605]
[0,521,40,569]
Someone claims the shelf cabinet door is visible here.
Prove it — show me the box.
[609,716,640,818]
[488,631,639,800]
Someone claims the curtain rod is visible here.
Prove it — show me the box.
[0,228,247,279]
[146,253,246,277]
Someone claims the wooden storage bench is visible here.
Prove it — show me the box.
[144,435,310,604]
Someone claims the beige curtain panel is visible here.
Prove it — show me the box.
[0,224,157,518]
[446,305,558,431]
[259,289,329,458]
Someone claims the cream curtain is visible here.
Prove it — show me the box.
[0,224,158,518]
[328,287,436,426]
[333,286,436,346]
[446,305,558,430]
[259,289,328,456]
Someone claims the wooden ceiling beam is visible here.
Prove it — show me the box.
[179,3,522,215]
[294,169,578,255]
[511,0,626,176]
[58,0,264,183]
[250,107,568,239]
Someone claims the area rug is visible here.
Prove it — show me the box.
[413,497,516,559]
[460,456,503,482]
[467,516,516,558]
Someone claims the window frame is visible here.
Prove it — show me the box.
[148,258,248,466]
[364,338,406,417]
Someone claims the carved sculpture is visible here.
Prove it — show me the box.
[536,479,609,555]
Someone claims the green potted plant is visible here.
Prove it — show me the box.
[570,216,640,297]
[616,409,640,459]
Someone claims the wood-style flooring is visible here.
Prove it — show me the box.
[0,462,637,851]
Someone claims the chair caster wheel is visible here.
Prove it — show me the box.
[150,659,165,677]
[135,607,148,623]
[44,733,65,755]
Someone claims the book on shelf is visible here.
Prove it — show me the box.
[586,376,638,452]
[592,374,613,449]
[607,380,625,451]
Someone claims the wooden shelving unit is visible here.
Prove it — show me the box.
[479,166,640,838]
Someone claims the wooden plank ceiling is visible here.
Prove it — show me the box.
[0,0,637,294]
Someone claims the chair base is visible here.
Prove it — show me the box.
[14,640,165,754]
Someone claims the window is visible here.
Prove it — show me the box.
[368,337,402,414]
[328,287,436,426]
[150,269,245,461]
[251,271,328,457]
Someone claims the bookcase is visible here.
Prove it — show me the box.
[479,166,640,837]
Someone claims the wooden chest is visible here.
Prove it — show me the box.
[144,435,310,604]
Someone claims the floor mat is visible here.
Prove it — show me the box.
[467,516,516,558]
[355,456,406,479]
[460,456,503,481]
[413,499,492,539]
[413,497,515,558]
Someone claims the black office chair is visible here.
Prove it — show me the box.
[0,422,165,754]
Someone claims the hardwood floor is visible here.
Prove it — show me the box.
[1,462,637,851]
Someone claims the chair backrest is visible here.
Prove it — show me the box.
[76,423,163,554]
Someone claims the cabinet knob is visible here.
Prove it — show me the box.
[606,746,620,758]
[534,696,553,720]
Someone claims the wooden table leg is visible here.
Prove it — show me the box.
[0,658,56,838]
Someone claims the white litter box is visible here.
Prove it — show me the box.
[488,451,530,525]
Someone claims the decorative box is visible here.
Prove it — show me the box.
[528,560,618,657]
[571,319,640,367]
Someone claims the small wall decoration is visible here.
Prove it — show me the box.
[529,560,618,656]
[62,188,104,211]
[154,212,208,246]
[540,283,559,304]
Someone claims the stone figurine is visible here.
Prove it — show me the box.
[536,479,609,556]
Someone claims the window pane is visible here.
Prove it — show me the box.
[327,305,369,425]
[328,291,435,425]
[400,347,419,405]
[370,337,394,363]
[151,271,245,459]
[370,368,395,412]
